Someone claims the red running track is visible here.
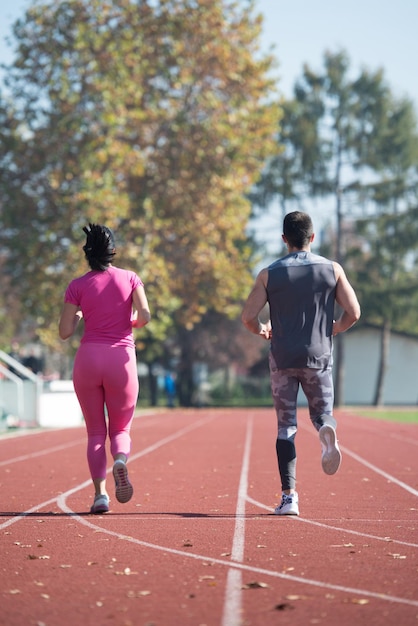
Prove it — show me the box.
[1,407,417,626]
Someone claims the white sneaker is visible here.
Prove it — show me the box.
[113,460,134,503]
[274,492,299,516]
[90,494,109,514]
[319,424,342,475]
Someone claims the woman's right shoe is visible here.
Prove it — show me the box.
[113,460,134,503]
[90,494,110,514]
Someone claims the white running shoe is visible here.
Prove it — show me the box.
[274,492,299,516]
[319,424,342,475]
[90,494,110,514]
[113,460,134,503]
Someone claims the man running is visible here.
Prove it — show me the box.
[241,211,361,515]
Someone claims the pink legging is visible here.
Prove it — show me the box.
[73,343,139,480]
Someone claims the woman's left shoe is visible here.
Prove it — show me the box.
[90,494,110,514]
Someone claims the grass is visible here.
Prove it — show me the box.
[343,407,418,424]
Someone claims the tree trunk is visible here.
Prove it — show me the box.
[334,333,345,407]
[333,181,345,408]
[147,363,158,407]
[177,330,195,407]
[373,320,391,407]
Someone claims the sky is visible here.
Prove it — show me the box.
[252,0,418,253]
[256,0,418,105]
[1,0,417,105]
[0,0,417,255]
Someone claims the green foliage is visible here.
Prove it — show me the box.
[209,377,272,407]
[253,50,414,239]
[347,93,418,335]
[0,0,281,372]
[252,48,418,405]
[346,408,418,424]
[253,48,418,333]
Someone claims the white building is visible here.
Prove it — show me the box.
[342,324,418,405]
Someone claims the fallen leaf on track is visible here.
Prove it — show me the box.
[27,553,50,560]
[242,581,269,589]
[388,553,406,559]
[349,598,369,605]
[127,590,151,598]
[115,568,138,576]
[274,603,294,611]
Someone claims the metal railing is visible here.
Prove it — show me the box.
[0,350,43,426]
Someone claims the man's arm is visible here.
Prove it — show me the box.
[241,268,271,339]
[332,262,361,336]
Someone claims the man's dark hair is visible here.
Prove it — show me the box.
[283,211,313,249]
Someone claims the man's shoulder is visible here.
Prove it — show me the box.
[268,253,292,270]
[268,251,333,268]
[308,252,335,266]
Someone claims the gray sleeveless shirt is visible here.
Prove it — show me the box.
[267,251,337,369]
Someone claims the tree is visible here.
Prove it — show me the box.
[348,95,418,405]
[252,49,415,405]
[0,0,281,403]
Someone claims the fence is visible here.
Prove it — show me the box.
[0,350,82,430]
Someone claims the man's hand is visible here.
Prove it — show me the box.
[259,320,272,340]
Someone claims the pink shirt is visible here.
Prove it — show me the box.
[64,266,143,347]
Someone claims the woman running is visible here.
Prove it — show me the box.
[59,223,151,514]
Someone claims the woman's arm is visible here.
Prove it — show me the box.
[59,303,83,340]
[132,285,151,328]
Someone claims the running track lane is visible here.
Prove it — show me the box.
[1,408,417,626]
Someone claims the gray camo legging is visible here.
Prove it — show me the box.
[269,352,337,491]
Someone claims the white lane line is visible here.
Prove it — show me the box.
[55,493,418,608]
[390,432,418,446]
[0,413,217,530]
[245,495,418,548]
[300,420,418,497]
[6,410,417,611]
[339,445,418,497]
[223,569,243,626]
[295,516,418,547]
[127,413,217,462]
[0,439,85,467]
[0,494,80,530]
[221,415,253,626]
[230,416,252,562]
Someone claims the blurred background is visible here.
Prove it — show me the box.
[1,0,417,427]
